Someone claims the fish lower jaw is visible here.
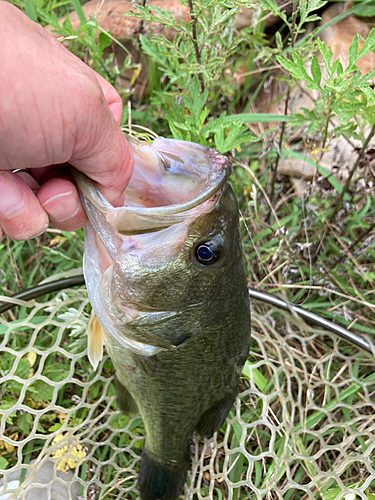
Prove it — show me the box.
[103,326,163,356]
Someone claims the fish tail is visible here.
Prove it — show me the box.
[138,449,189,500]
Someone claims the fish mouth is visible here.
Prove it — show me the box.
[76,137,231,355]
[73,136,231,235]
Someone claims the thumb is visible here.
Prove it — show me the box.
[94,72,123,125]
[70,75,134,207]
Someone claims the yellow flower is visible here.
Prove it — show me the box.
[0,440,15,453]
[51,433,86,473]
[25,351,37,367]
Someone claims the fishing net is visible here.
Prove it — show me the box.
[0,286,374,500]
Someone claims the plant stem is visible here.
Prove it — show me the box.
[347,221,375,252]
[329,123,375,224]
[268,85,290,206]
[320,113,331,154]
[187,0,204,93]
[269,1,298,210]
[134,0,148,65]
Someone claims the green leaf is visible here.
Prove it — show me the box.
[352,0,375,16]
[214,119,254,154]
[48,423,63,432]
[293,52,314,82]
[257,0,281,15]
[169,122,189,141]
[276,56,300,79]
[310,54,321,87]
[147,5,178,24]
[71,0,86,24]
[323,486,362,500]
[242,362,267,392]
[276,53,314,83]
[348,33,359,67]
[336,61,344,77]
[14,358,32,380]
[99,32,112,51]
[222,113,292,124]
[0,457,9,470]
[211,7,237,26]
[317,38,333,76]
[62,12,73,32]
[18,413,33,434]
[275,31,283,50]
[186,76,209,127]
[24,0,37,21]
[357,27,375,59]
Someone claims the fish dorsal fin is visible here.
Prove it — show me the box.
[87,309,104,370]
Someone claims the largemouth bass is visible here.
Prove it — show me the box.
[74,137,250,500]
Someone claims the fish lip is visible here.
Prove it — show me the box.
[72,144,231,218]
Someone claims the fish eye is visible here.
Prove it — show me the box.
[194,241,221,265]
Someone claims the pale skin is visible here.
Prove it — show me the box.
[0,1,134,241]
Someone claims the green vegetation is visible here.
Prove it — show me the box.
[1,0,375,498]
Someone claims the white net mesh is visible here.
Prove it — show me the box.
[0,287,374,500]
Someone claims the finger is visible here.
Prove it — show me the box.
[14,171,40,193]
[37,178,88,231]
[70,71,134,207]
[94,72,123,125]
[72,122,134,208]
[0,172,48,240]
[30,164,71,184]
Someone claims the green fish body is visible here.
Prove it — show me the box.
[74,138,250,500]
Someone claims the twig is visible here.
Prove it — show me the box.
[258,260,289,286]
[329,123,375,224]
[324,225,374,286]
[239,162,284,232]
[187,0,204,93]
[236,63,282,78]
[316,112,332,164]
[253,0,293,27]
[328,288,374,312]
[268,0,298,210]
[347,221,375,252]
[268,85,290,207]
[255,283,375,309]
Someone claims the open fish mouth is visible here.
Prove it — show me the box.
[73,137,232,360]
[74,137,231,234]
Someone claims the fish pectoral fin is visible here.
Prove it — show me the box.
[195,392,237,439]
[132,352,158,376]
[87,309,104,370]
[114,376,139,416]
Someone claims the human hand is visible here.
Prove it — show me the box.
[0,2,134,240]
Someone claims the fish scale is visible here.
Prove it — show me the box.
[73,137,250,500]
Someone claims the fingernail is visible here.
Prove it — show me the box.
[41,191,80,222]
[0,172,25,216]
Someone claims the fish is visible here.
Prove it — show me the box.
[73,137,251,500]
